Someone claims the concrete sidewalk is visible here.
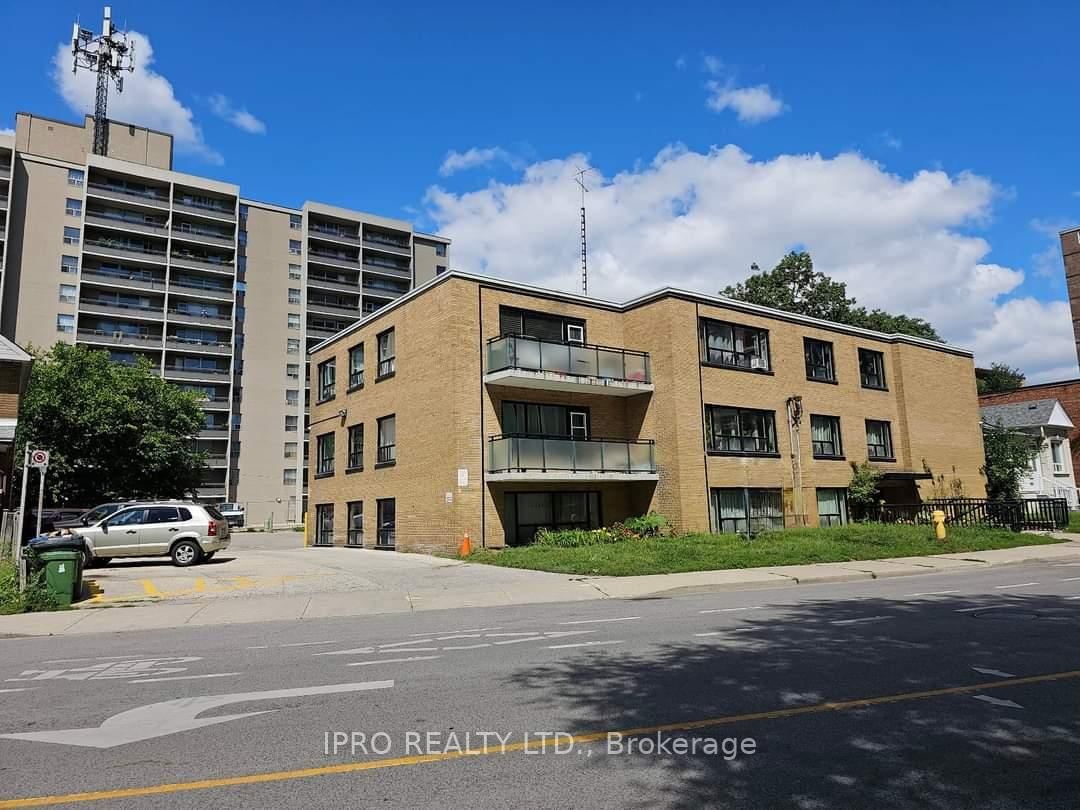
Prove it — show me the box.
[2,536,1079,638]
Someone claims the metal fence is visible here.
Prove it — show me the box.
[853,497,1069,532]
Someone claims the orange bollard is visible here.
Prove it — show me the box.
[458,531,472,558]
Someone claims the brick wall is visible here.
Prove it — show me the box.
[1062,228,1080,366]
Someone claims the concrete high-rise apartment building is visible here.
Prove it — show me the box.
[0,112,449,523]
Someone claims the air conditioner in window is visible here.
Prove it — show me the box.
[749,356,767,370]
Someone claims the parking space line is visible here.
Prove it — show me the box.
[140,580,160,597]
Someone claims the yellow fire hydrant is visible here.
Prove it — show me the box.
[932,509,947,541]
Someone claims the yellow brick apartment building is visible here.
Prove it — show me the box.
[307,272,986,551]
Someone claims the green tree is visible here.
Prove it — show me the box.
[15,344,207,505]
[980,422,1037,501]
[722,251,942,341]
[975,363,1026,396]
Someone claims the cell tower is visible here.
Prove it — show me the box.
[71,6,135,157]
[574,167,595,296]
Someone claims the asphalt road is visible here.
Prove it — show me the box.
[1,560,1079,808]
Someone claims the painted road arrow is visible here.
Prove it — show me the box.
[971,666,1016,678]
[0,680,393,748]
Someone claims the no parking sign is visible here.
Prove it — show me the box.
[29,449,49,469]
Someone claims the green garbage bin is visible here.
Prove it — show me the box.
[35,549,82,607]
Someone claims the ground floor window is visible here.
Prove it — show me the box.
[710,488,784,535]
[376,498,396,548]
[314,503,334,546]
[504,491,601,546]
[816,488,847,527]
[347,501,363,546]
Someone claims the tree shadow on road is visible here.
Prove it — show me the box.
[507,593,1080,808]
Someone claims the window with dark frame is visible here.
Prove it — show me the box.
[346,502,363,546]
[804,338,836,382]
[865,419,894,460]
[710,488,784,535]
[377,329,395,378]
[317,358,336,401]
[314,504,334,545]
[348,424,364,470]
[859,348,887,389]
[816,488,847,527]
[810,415,843,458]
[705,406,778,455]
[316,432,335,476]
[349,343,365,388]
[500,401,589,438]
[376,498,396,548]
[701,319,770,371]
[377,415,396,465]
[503,491,601,546]
[498,306,586,344]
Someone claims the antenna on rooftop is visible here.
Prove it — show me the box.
[574,167,596,296]
[71,6,135,157]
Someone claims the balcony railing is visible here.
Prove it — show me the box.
[487,435,656,475]
[486,335,651,384]
[81,268,167,291]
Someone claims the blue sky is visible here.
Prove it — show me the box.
[3,1,1078,379]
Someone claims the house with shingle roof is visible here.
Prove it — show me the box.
[981,398,1078,507]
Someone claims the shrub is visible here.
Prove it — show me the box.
[0,560,64,615]
[622,511,671,538]
[533,527,624,548]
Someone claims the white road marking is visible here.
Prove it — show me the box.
[486,632,541,637]
[380,638,447,649]
[347,656,441,667]
[559,616,641,625]
[1068,596,1080,600]
[313,647,375,656]
[830,616,891,626]
[972,666,1015,678]
[408,627,499,637]
[972,695,1023,709]
[493,637,544,646]
[906,590,960,597]
[699,606,762,614]
[0,680,394,748]
[245,646,269,650]
[548,640,625,650]
[6,658,202,682]
[127,672,241,684]
[542,630,596,639]
[442,643,490,650]
[994,582,1038,589]
[434,633,484,641]
[954,605,993,613]
[279,641,338,648]
[0,688,35,693]
[1061,577,1080,582]
[40,655,145,665]
[381,647,438,653]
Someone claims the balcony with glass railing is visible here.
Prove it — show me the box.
[487,435,658,482]
[485,334,653,396]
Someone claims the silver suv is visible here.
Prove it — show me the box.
[73,502,231,567]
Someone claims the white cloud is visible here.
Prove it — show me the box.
[424,144,1074,381]
[439,146,517,176]
[1030,218,1066,278]
[879,130,903,150]
[207,94,266,135]
[0,128,13,137]
[52,32,223,165]
[706,82,787,123]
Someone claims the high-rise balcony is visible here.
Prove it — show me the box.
[172,225,236,249]
[486,435,658,482]
[485,335,653,396]
[169,276,234,302]
[86,182,170,210]
[307,273,360,294]
[362,234,411,258]
[308,249,360,271]
[77,329,163,350]
[309,224,361,247]
[361,257,410,278]
[83,237,168,266]
[0,163,10,181]
[170,252,235,275]
[79,299,165,321]
[167,308,233,329]
[165,366,232,383]
[81,268,167,293]
[84,212,169,238]
[172,197,236,222]
[165,336,232,355]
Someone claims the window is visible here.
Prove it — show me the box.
[283,468,297,485]
[376,499,396,548]
[499,307,585,344]
[810,415,843,458]
[235,281,247,294]
[318,358,336,401]
[565,323,585,345]
[60,255,79,274]
[287,313,301,330]
[315,504,334,546]
[289,263,302,280]
[348,424,364,470]
[286,389,299,406]
[501,402,588,438]
[804,338,836,382]
[67,168,84,187]
[435,265,447,276]
[289,214,302,230]
[56,314,74,333]
[711,488,784,535]
[347,502,363,546]
[316,432,335,476]
[1052,440,1066,474]
[65,198,82,217]
[288,288,301,304]
[865,420,894,460]
[503,491,601,546]
[147,506,181,524]
[289,239,302,255]
[63,226,80,245]
[377,415,396,465]
[859,349,887,389]
[58,284,76,304]
[704,406,778,455]
[287,338,301,354]
[285,414,298,432]
[284,442,298,459]
[816,488,847,527]
[377,329,395,379]
[107,508,147,527]
[701,319,770,371]
[435,243,447,257]
[286,363,300,379]
[349,343,364,389]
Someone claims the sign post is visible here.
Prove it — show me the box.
[15,446,29,592]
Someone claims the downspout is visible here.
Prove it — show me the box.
[786,395,804,526]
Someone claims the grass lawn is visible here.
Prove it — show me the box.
[467,524,1065,577]
[1068,511,1080,533]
